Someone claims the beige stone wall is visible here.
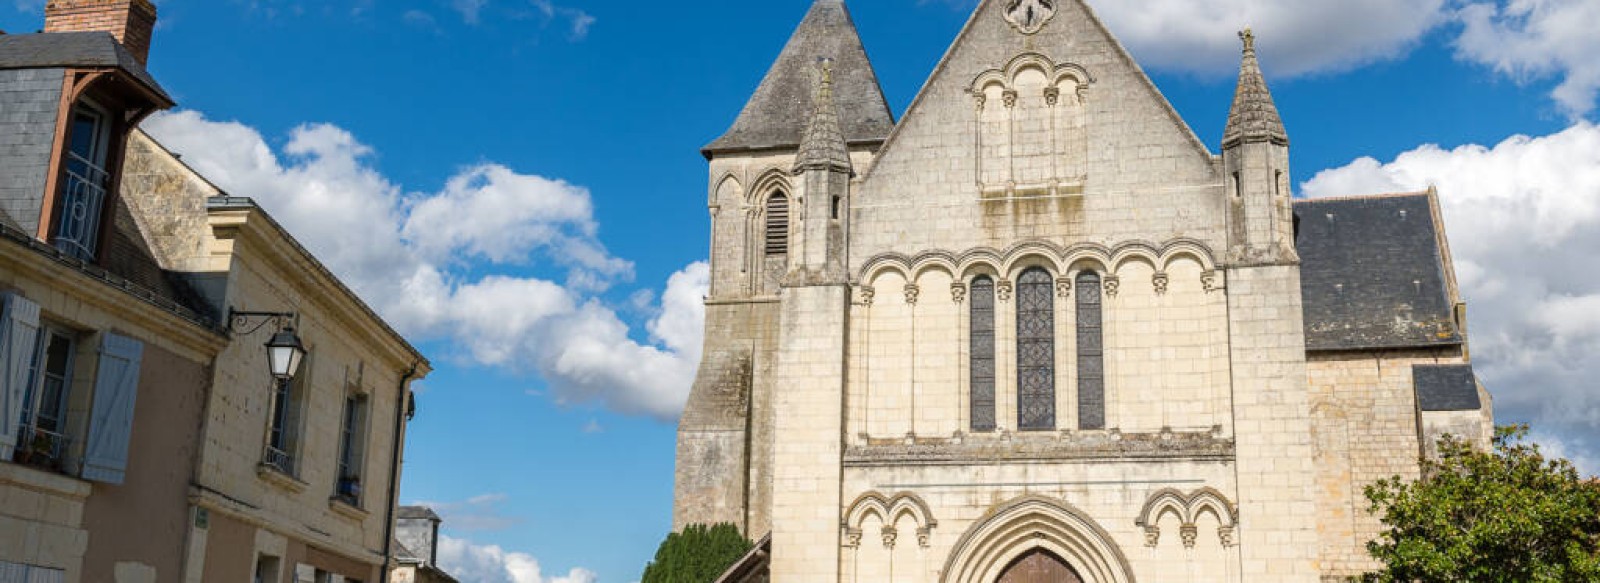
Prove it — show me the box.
[1306,348,1481,578]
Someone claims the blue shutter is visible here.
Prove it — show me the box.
[0,294,41,459]
[81,332,143,484]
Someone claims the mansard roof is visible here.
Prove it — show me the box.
[0,31,171,105]
[703,0,894,158]
[1296,192,1463,351]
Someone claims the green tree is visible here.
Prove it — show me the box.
[1362,425,1600,582]
[641,523,753,583]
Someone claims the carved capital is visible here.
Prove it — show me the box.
[1180,524,1199,549]
[1043,86,1061,106]
[917,527,933,548]
[1143,526,1161,548]
[1153,272,1170,295]
[1103,275,1121,297]
[881,526,898,549]
[973,92,988,112]
[1002,89,1019,109]
[842,527,863,548]
[997,279,1014,302]
[951,282,968,304]
[1218,525,1236,548]
[1201,270,1221,293]
[904,284,921,306]
[859,286,876,306]
[1056,276,1073,298]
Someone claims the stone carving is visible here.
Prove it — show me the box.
[917,526,933,548]
[951,282,968,304]
[1055,276,1073,298]
[1103,275,1121,297]
[843,527,863,548]
[1201,270,1220,293]
[1002,89,1019,109]
[1043,86,1061,106]
[1153,272,1170,295]
[846,428,1234,465]
[859,285,876,306]
[1133,488,1240,550]
[1003,0,1057,34]
[881,526,897,549]
[841,492,938,550]
[904,284,921,306]
[997,279,1014,302]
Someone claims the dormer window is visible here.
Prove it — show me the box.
[54,101,114,261]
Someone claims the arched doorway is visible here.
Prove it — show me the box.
[999,549,1084,583]
[940,496,1136,583]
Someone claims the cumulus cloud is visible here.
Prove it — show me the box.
[438,535,597,583]
[1455,0,1600,118]
[1303,123,1600,472]
[142,110,705,419]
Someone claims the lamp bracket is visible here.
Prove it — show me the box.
[228,309,298,337]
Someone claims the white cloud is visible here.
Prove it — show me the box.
[1303,122,1600,470]
[1089,0,1448,77]
[1455,0,1600,118]
[529,0,595,40]
[142,111,706,419]
[438,535,597,583]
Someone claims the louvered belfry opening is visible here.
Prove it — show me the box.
[765,192,790,256]
[970,277,997,432]
[1016,268,1056,431]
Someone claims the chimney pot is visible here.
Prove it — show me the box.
[44,0,157,65]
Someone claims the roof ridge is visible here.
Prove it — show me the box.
[1296,190,1432,204]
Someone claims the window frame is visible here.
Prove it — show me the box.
[1075,270,1107,430]
[14,324,76,472]
[264,351,311,478]
[969,276,997,433]
[334,391,369,507]
[51,98,116,262]
[763,191,790,257]
[1015,267,1057,432]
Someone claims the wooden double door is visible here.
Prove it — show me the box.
[996,549,1084,583]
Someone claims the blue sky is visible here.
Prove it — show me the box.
[6,1,1599,581]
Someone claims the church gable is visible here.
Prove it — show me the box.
[852,0,1224,259]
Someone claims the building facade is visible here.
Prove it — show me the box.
[0,2,430,582]
[675,1,1494,581]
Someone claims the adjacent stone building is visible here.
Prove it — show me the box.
[675,1,1494,581]
[0,2,430,582]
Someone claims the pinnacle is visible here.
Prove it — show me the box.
[794,57,854,175]
[1223,28,1289,149]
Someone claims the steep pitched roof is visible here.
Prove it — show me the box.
[1222,29,1287,148]
[793,58,853,174]
[703,0,893,158]
[0,32,171,105]
[1296,193,1463,351]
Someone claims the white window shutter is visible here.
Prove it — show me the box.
[0,294,41,460]
[81,333,143,484]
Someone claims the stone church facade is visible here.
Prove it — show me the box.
[675,1,1494,581]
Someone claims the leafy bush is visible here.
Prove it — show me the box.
[641,523,753,583]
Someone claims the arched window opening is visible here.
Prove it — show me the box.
[1016,268,1056,431]
[1076,271,1106,430]
[764,192,789,256]
[970,277,997,432]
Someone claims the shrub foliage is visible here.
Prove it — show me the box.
[641,523,753,583]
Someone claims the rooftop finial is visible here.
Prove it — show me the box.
[1223,27,1288,149]
[794,55,853,175]
[1240,28,1255,54]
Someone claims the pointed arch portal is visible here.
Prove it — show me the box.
[941,496,1136,583]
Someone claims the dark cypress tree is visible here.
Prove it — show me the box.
[640,523,753,583]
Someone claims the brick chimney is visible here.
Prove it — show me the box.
[44,0,157,65]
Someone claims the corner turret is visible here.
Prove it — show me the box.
[1222,29,1297,265]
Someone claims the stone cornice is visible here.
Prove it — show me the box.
[845,428,1235,467]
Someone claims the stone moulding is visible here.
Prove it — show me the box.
[844,427,1234,467]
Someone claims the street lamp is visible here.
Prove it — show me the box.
[264,326,307,382]
[229,309,307,383]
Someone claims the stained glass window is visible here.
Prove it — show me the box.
[1076,271,1106,430]
[970,277,996,432]
[1016,268,1056,431]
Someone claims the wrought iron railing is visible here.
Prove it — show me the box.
[262,445,297,477]
[52,152,110,262]
[334,476,362,506]
[13,426,70,472]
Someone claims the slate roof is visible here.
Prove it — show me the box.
[703,0,893,157]
[1295,193,1462,351]
[1222,30,1288,148]
[0,32,171,105]
[793,59,852,174]
[1413,365,1483,411]
[398,505,443,521]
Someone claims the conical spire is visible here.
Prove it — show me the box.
[794,58,853,175]
[1222,29,1289,148]
[703,0,894,158]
